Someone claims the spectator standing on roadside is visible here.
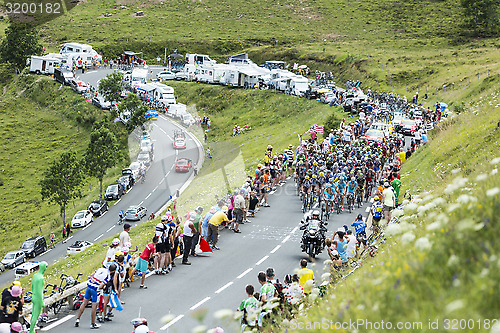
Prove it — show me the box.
[232,190,245,233]
[170,218,181,267]
[383,182,396,223]
[207,206,232,250]
[119,224,132,248]
[283,274,305,305]
[66,223,71,238]
[297,259,314,294]
[0,286,23,324]
[50,233,55,248]
[155,216,173,274]
[238,285,259,331]
[345,230,357,259]
[62,225,67,241]
[187,207,203,256]
[390,177,402,206]
[182,215,196,265]
[103,239,120,267]
[131,236,159,289]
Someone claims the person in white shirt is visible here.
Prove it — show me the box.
[103,239,120,267]
[182,215,196,265]
[345,230,357,259]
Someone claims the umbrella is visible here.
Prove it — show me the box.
[169,53,183,58]
[298,65,307,69]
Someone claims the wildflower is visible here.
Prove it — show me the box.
[213,309,233,320]
[475,173,488,181]
[191,325,206,333]
[415,237,432,251]
[426,221,441,231]
[445,299,464,313]
[392,208,404,218]
[385,223,402,236]
[492,169,498,176]
[401,232,415,244]
[447,254,459,267]
[447,203,460,212]
[486,187,500,197]
[404,202,418,213]
[490,157,500,165]
[456,194,477,204]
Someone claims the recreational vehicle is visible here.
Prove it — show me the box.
[28,54,63,74]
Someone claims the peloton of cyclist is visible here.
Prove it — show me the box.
[346,177,358,209]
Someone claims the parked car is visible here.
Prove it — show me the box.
[156,71,175,81]
[175,158,192,173]
[118,175,132,190]
[121,169,136,185]
[88,200,108,217]
[20,236,47,258]
[54,68,74,85]
[180,113,195,127]
[1,250,26,269]
[15,261,40,279]
[363,129,386,142]
[125,205,147,221]
[174,71,188,81]
[137,152,152,167]
[128,162,143,180]
[67,241,93,255]
[71,210,94,228]
[320,91,335,104]
[69,79,88,94]
[105,183,125,201]
[92,96,112,110]
[140,139,152,154]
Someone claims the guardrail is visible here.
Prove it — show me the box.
[23,281,87,316]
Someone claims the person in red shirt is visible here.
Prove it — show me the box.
[130,236,159,289]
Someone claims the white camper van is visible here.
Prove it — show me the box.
[185,53,216,66]
[28,54,63,74]
[59,43,101,68]
[290,76,309,96]
[151,82,176,105]
[131,68,148,87]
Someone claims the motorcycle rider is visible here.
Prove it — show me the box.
[300,210,327,254]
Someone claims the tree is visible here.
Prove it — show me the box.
[0,23,43,69]
[84,124,120,199]
[40,151,84,224]
[98,71,125,104]
[119,93,148,131]
[461,0,500,36]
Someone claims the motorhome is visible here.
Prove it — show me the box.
[28,54,63,74]
[289,75,309,96]
[166,103,187,119]
[131,68,148,87]
[134,83,156,101]
[185,53,216,66]
[195,65,214,83]
[151,82,176,105]
[59,43,101,68]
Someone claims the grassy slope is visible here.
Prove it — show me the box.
[0,74,129,255]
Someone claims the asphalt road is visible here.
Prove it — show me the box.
[0,88,201,289]
[43,175,375,333]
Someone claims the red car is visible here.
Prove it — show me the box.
[175,158,192,172]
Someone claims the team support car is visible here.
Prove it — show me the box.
[175,158,192,173]
[88,200,108,217]
[401,119,418,136]
[137,152,152,167]
[125,205,147,221]
[20,236,47,258]
[363,129,386,142]
[69,79,88,94]
[1,250,26,269]
[370,122,393,137]
[67,241,93,255]
[71,210,94,228]
[145,109,159,120]
[173,130,186,149]
[15,261,40,279]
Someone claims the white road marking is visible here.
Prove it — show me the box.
[106,225,115,233]
[145,270,155,278]
[93,234,104,242]
[101,211,107,217]
[270,245,281,254]
[153,186,158,192]
[145,193,152,200]
[82,224,91,231]
[255,255,269,266]
[190,296,211,311]
[41,314,75,331]
[126,188,133,194]
[215,281,233,294]
[370,198,374,203]
[291,226,298,233]
[281,235,290,243]
[115,198,122,204]
[66,236,73,242]
[171,164,174,170]
[175,150,178,156]
[40,249,52,257]
[269,190,276,195]
[159,178,164,184]
[160,128,167,135]
[160,314,184,330]
[237,268,253,279]
[167,135,173,141]
[139,200,144,205]
[365,207,371,213]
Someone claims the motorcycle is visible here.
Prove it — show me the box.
[300,218,328,260]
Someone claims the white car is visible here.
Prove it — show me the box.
[129,161,143,180]
[67,241,93,255]
[71,210,93,228]
[370,122,393,137]
[140,139,152,153]
[156,71,175,81]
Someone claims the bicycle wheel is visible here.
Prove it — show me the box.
[52,300,63,315]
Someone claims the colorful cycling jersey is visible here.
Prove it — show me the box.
[347,181,358,193]
[338,181,346,191]
[260,282,276,302]
[372,202,383,218]
[324,188,335,200]
[302,179,311,188]
[352,220,367,233]
[317,176,326,185]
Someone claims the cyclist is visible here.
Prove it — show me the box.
[337,176,346,210]
[311,174,319,199]
[323,183,335,214]
[345,177,357,210]
[118,210,125,224]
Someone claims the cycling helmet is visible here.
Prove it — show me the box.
[305,175,310,180]
[307,169,313,174]
[313,161,318,166]
[351,177,356,181]
[135,326,150,333]
[374,196,381,201]
[257,164,262,168]
[324,183,332,188]
[312,174,317,179]
[114,251,124,258]
[161,213,173,223]
[267,145,273,150]
[10,322,22,333]
[357,214,363,219]
[288,144,293,149]
[319,172,324,177]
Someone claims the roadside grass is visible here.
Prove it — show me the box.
[283,89,500,331]
[0,74,130,256]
